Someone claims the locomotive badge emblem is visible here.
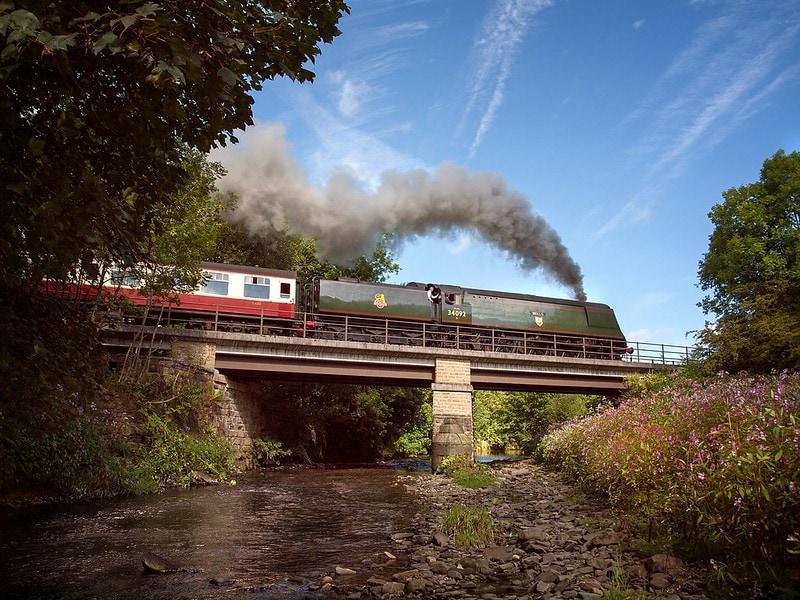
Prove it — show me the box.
[531,311,545,327]
[374,293,387,309]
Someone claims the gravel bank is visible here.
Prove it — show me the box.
[311,459,712,599]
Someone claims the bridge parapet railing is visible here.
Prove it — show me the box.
[621,340,695,366]
[149,304,694,366]
[318,317,694,365]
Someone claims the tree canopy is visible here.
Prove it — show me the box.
[208,221,400,284]
[0,1,349,285]
[696,149,800,374]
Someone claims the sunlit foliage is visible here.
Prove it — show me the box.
[539,372,800,576]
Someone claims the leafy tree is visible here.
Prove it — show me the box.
[497,392,551,455]
[257,382,427,462]
[0,1,349,286]
[697,150,800,374]
[208,221,400,285]
[394,398,432,457]
[473,391,594,455]
[472,391,506,454]
[118,148,231,305]
[209,221,296,271]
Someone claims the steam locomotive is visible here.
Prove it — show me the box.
[88,262,630,360]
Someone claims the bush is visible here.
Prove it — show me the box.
[252,437,292,467]
[539,371,800,580]
[127,411,234,493]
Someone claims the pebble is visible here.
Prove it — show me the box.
[313,459,711,599]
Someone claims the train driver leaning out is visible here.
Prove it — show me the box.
[425,284,442,322]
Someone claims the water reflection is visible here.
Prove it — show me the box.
[0,467,417,599]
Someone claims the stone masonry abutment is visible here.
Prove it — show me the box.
[168,340,265,469]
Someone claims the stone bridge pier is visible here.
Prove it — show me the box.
[430,358,474,472]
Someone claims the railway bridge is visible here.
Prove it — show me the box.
[101,325,690,470]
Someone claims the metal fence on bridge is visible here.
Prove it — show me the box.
[622,340,695,366]
[156,306,695,367]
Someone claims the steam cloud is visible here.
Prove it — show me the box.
[214,125,586,301]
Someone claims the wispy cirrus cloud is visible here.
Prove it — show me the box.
[326,11,430,122]
[462,0,554,158]
[597,2,800,238]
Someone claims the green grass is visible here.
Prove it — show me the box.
[436,454,496,489]
[441,503,494,548]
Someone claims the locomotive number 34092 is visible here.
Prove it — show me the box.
[446,309,468,320]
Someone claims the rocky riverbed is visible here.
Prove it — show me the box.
[309,459,713,599]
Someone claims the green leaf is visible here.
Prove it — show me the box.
[217,66,239,86]
[92,32,118,54]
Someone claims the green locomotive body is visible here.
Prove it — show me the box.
[312,278,626,342]
[313,278,433,320]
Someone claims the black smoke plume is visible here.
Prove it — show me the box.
[213,124,586,301]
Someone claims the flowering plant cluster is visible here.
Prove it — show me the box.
[538,371,800,567]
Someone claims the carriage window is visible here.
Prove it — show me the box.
[202,271,229,295]
[244,276,271,299]
[280,282,291,300]
[110,267,140,288]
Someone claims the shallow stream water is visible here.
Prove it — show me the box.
[0,466,421,599]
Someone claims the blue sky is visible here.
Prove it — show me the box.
[214,0,800,349]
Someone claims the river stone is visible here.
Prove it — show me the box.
[517,526,549,541]
[446,567,464,580]
[382,581,405,595]
[406,577,429,592]
[391,568,419,581]
[141,552,177,573]
[433,531,450,546]
[538,569,560,583]
[430,561,449,574]
[586,532,619,547]
[191,471,218,485]
[646,553,684,574]
[483,545,515,562]
[335,566,357,575]
[650,573,671,589]
[536,580,556,593]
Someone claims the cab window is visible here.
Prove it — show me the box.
[280,282,292,300]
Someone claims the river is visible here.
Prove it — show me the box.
[0,465,423,600]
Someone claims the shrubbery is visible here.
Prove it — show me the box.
[125,411,235,494]
[539,371,800,581]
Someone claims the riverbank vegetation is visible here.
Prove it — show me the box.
[539,370,800,591]
[0,291,237,504]
[436,454,496,489]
